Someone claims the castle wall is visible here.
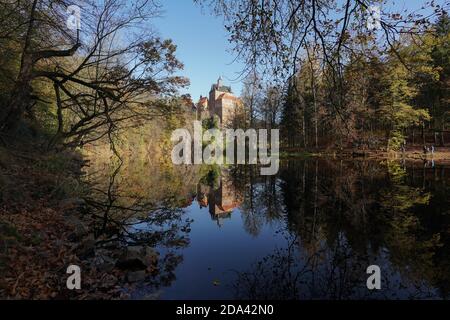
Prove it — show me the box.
[208,90,223,121]
[221,98,235,126]
[206,79,241,127]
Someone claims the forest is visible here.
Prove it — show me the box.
[0,0,449,300]
[0,1,449,155]
[223,1,450,153]
[0,0,192,298]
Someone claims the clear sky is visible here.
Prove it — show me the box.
[156,1,244,101]
[155,0,447,101]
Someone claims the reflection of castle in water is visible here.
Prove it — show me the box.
[197,170,243,227]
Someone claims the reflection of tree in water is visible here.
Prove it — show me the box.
[228,166,285,236]
[196,166,285,233]
[83,160,196,293]
[233,232,439,299]
[232,232,366,299]
[82,157,450,298]
[233,159,450,299]
[381,161,450,298]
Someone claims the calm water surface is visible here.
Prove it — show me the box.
[87,159,450,299]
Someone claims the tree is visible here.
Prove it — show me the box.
[0,0,188,150]
[196,0,447,151]
[280,79,303,148]
[240,72,262,128]
[430,13,450,145]
[261,84,282,131]
[379,51,431,150]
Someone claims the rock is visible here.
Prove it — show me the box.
[116,258,146,271]
[115,246,158,271]
[92,249,117,272]
[116,246,145,270]
[99,274,118,288]
[77,235,96,258]
[126,270,146,283]
[96,259,115,272]
[125,246,144,260]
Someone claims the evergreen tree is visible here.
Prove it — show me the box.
[280,80,303,148]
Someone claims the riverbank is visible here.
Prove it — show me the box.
[0,146,129,299]
[1,142,449,299]
[0,144,179,299]
[280,146,450,164]
[0,146,80,298]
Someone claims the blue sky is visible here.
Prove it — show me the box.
[156,1,244,101]
[155,1,447,101]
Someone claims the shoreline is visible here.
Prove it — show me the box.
[280,147,450,164]
[1,145,449,298]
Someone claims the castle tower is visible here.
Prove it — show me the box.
[196,95,209,120]
[208,77,240,126]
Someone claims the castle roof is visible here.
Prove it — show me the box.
[198,96,208,104]
[210,76,233,94]
[217,92,239,101]
[211,83,232,93]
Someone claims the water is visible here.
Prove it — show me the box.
[86,158,450,300]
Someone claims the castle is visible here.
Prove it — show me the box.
[196,169,243,227]
[196,77,242,126]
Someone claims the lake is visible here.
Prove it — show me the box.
[85,158,450,300]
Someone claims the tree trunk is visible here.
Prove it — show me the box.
[0,0,39,133]
[422,123,425,145]
[311,77,318,149]
[1,57,34,132]
[306,46,319,150]
[302,108,307,149]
